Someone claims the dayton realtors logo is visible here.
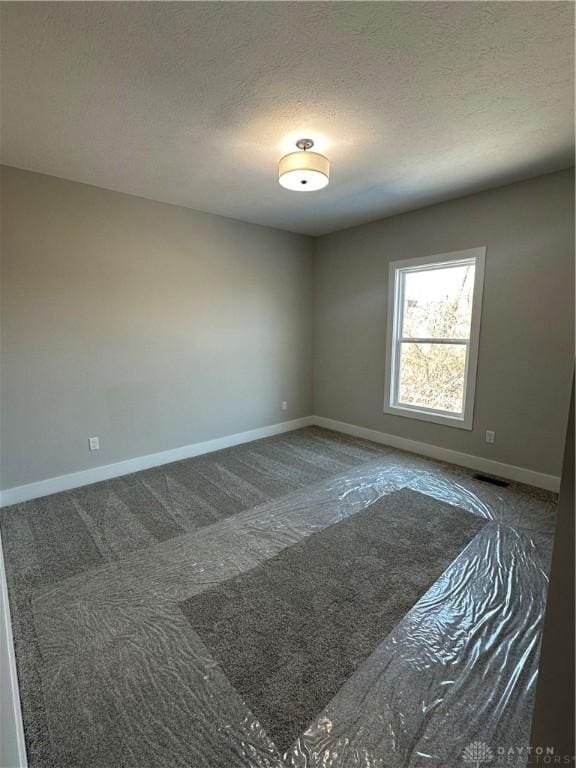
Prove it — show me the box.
[462,741,494,767]
[462,741,575,766]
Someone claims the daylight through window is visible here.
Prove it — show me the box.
[384,248,486,430]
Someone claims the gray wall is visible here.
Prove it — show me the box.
[530,373,574,754]
[0,167,314,489]
[1,166,573,489]
[313,169,574,476]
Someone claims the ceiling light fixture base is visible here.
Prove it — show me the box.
[295,138,314,151]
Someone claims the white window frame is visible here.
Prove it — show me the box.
[383,246,486,430]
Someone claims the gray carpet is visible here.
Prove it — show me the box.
[0,427,553,767]
[180,488,485,752]
[0,427,387,768]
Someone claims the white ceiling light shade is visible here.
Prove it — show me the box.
[278,139,330,191]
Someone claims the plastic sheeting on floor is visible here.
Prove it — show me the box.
[4,432,557,768]
[285,458,555,768]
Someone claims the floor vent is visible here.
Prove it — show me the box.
[473,473,510,488]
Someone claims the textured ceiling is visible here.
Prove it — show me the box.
[1,2,574,236]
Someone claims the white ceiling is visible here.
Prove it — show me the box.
[1,2,573,236]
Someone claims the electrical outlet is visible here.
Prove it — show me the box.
[281,401,288,411]
[485,430,495,444]
[88,436,100,451]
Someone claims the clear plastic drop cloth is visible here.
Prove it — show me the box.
[282,459,555,768]
[234,456,555,768]
[19,442,557,768]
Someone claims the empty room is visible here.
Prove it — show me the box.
[0,2,574,767]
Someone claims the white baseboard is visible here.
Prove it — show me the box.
[312,415,560,493]
[0,531,27,768]
[0,412,559,506]
[0,417,314,507]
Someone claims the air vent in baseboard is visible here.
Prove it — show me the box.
[473,473,510,488]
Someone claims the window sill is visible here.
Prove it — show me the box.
[383,403,473,430]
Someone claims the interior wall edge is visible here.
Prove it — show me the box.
[313,415,561,493]
[0,417,314,508]
[0,529,27,768]
[530,371,575,752]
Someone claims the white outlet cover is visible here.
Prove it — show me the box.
[88,437,100,451]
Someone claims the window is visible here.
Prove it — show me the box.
[384,247,485,430]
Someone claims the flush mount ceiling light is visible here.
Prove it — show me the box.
[278,139,330,191]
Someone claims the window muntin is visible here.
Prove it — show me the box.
[384,248,485,430]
